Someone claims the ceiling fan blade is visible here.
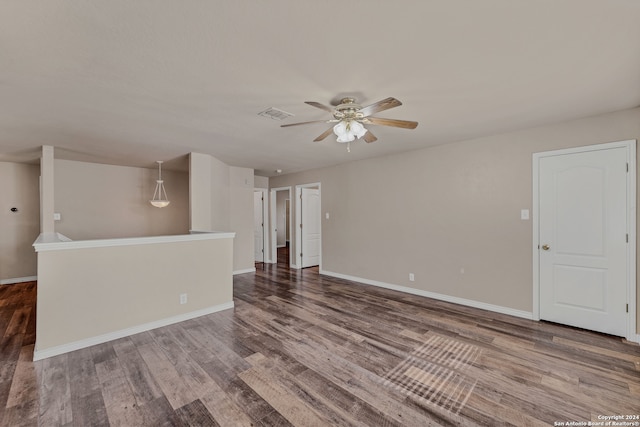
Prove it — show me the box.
[363,130,377,143]
[359,97,402,117]
[305,101,334,113]
[364,117,418,129]
[313,128,335,142]
[280,120,330,128]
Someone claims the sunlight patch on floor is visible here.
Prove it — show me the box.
[383,334,481,414]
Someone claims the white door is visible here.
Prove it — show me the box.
[539,146,628,336]
[301,188,320,268]
[254,191,264,263]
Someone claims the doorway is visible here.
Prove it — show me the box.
[533,140,636,340]
[253,190,268,264]
[270,186,292,267]
[295,183,321,269]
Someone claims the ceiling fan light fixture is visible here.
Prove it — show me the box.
[350,120,367,139]
[335,133,355,143]
[283,97,416,147]
[333,120,367,143]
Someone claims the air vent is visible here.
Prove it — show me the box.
[258,107,294,121]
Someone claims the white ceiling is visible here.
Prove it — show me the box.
[2,1,640,176]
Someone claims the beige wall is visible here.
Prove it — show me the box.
[35,236,233,356]
[189,152,213,231]
[270,107,640,333]
[40,146,55,234]
[188,152,255,272]
[0,162,40,282]
[254,175,269,189]
[230,167,255,271]
[210,155,231,231]
[55,159,190,240]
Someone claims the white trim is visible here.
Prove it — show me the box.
[33,301,235,361]
[320,269,533,320]
[233,267,256,275]
[532,140,638,343]
[189,229,230,234]
[628,142,638,343]
[270,186,293,267]
[0,276,37,285]
[33,231,236,252]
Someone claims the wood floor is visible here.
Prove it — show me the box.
[1,259,639,426]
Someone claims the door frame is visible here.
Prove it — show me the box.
[532,140,637,342]
[254,188,269,263]
[295,182,322,270]
[270,186,292,267]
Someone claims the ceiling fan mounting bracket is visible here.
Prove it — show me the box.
[334,98,364,121]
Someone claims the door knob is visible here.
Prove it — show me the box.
[541,244,550,251]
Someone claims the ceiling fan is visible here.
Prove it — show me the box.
[281,97,418,148]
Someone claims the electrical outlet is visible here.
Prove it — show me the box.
[409,273,415,282]
[179,293,188,304]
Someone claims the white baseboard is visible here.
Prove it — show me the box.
[233,268,256,275]
[0,276,37,285]
[33,301,235,361]
[319,269,533,320]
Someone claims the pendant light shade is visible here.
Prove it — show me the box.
[150,161,170,208]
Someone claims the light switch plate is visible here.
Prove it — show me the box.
[520,209,529,220]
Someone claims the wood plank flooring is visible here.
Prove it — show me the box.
[1,259,639,426]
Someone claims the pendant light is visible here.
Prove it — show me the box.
[150,161,170,208]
